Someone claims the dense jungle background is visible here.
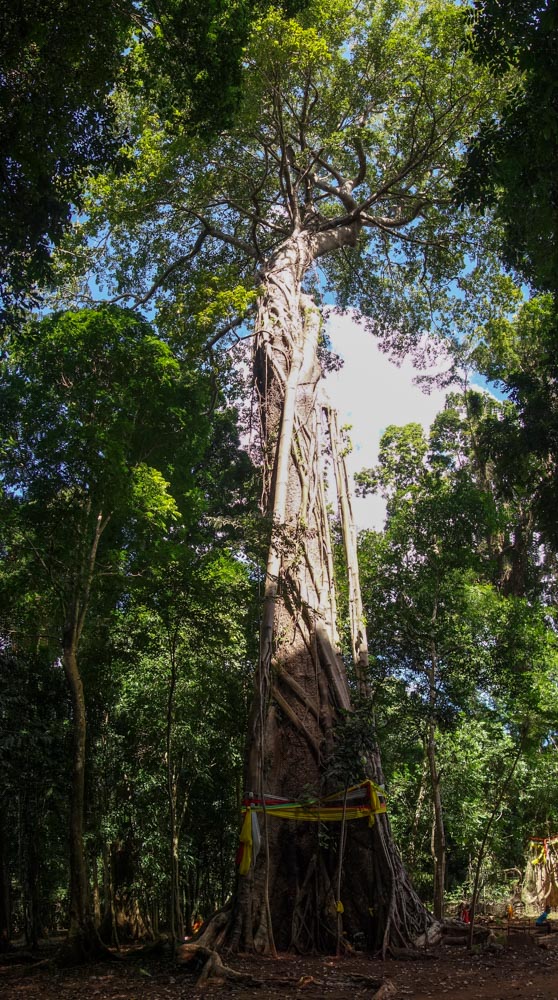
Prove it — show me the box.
[2,0,558,993]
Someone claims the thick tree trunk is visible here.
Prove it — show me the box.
[227,230,432,955]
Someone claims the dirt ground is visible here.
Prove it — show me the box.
[2,929,558,1000]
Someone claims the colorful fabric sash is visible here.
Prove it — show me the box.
[236,779,386,874]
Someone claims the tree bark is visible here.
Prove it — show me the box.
[57,510,110,961]
[0,808,11,951]
[227,229,432,954]
[63,635,91,940]
[427,636,446,921]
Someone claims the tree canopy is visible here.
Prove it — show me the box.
[0,0,306,319]
[460,0,558,293]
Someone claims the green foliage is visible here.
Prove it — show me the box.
[0,0,305,318]
[0,304,218,670]
[0,646,70,936]
[58,0,500,355]
[468,295,558,554]
[0,302,257,935]
[357,391,558,903]
[85,545,256,921]
[0,1,132,316]
[460,1,558,292]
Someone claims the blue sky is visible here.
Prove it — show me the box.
[325,311,491,530]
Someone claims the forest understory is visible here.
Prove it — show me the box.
[3,930,558,1000]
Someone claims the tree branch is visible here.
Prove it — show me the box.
[110,225,210,308]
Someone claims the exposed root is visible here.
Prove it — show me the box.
[412,919,444,949]
[440,918,491,943]
[191,907,231,952]
[178,942,263,988]
[371,980,397,1000]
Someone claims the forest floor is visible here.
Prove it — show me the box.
[2,927,558,1000]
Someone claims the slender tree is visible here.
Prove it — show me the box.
[0,306,217,956]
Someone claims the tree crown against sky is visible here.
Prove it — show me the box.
[58,0,503,354]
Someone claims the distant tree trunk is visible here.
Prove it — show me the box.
[58,510,109,961]
[226,230,432,955]
[23,790,41,947]
[467,741,524,949]
[63,634,92,943]
[166,635,185,946]
[427,634,446,920]
[497,511,534,597]
[428,747,446,922]
[409,754,429,876]
[100,842,119,947]
[0,808,10,951]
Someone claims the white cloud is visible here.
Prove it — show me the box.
[324,312,450,531]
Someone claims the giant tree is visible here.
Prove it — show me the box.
[63,0,500,952]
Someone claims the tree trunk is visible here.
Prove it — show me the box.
[408,754,429,876]
[57,511,110,962]
[227,230,432,954]
[427,644,446,921]
[63,638,89,935]
[92,853,101,931]
[0,808,11,951]
[60,634,101,959]
[166,639,185,946]
[100,842,119,947]
[23,790,41,947]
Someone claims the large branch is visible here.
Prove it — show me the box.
[201,217,260,258]
[315,88,478,236]
[313,172,358,213]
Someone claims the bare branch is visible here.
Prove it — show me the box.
[110,225,211,308]
[362,199,429,230]
[206,311,255,350]
[200,217,260,258]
